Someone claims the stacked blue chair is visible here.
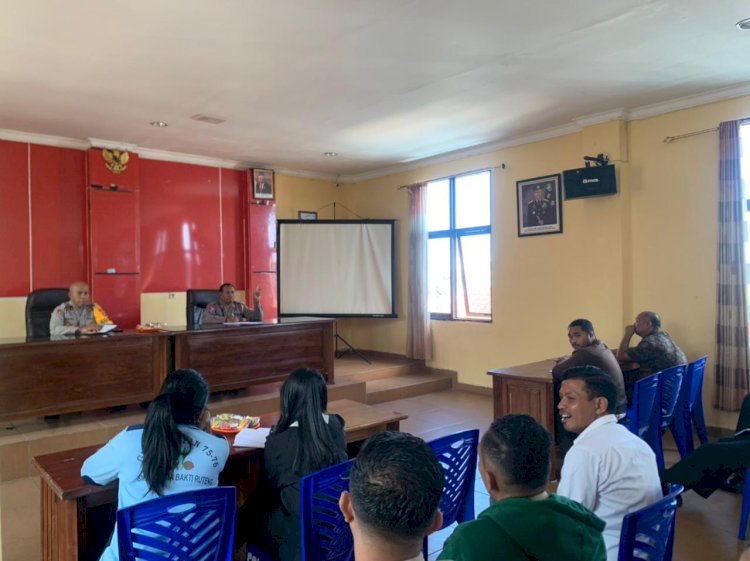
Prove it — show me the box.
[669,356,709,457]
[627,373,661,455]
[617,483,683,561]
[300,459,354,561]
[117,486,236,561]
[423,429,479,558]
[654,364,686,469]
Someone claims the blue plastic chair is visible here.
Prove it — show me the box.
[423,429,479,558]
[669,356,709,457]
[117,486,236,561]
[654,364,686,469]
[738,467,750,539]
[627,373,661,455]
[617,483,683,561]
[299,459,354,561]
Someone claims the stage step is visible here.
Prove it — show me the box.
[364,372,455,404]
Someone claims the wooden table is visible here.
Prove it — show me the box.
[172,317,335,391]
[0,317,335,421]
[0,332,169,421]
[32,399,406,561]
[487,359,557,437]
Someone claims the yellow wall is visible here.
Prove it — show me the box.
[342,97,750,430]
[0,299,26,339]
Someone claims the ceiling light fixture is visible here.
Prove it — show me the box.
[323,152,338,157]
[737,17,750,30]
[150,121,168,127]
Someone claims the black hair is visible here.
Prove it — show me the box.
[141,369,209,495]
[349,431,444,541]
[641,311,661,330]
[560,366,617,414]
[218,283,234,293]
[481,415,550,491]
[568,318,594,333]
[272,368,345,474]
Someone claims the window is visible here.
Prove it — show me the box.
[427,170,492,320]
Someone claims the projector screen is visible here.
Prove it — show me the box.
[278,220,396,317]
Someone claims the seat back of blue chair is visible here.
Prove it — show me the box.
[300,459,354,561]
[659,364,685,430]
[629,373,660,442]
[117,486,236,561]
[617,483,683,561]
[687,356,707,413]
[428,429,479,528]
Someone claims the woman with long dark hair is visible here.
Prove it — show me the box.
[263,368,347,561]
[81,369,230,561]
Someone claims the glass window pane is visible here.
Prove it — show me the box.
[455,233,491,318]
[455,171,491,229]
[428,237,451,314]
[427,179,450,232]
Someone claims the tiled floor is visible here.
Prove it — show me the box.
[1,389,747,561]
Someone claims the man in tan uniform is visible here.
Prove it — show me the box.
[203,283,263,324]
[50,281,110,336]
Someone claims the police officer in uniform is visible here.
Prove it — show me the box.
[50,281,109,336]
[525,185,554,226]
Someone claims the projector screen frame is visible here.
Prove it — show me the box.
[276,219,397,319]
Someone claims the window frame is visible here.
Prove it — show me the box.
[427,170,492,322]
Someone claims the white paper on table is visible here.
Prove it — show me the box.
[233,427,271,448]
[99,324,117,333]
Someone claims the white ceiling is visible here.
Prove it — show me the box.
[0,0,749,180]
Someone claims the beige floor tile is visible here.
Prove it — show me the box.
[0,440,30,480]
[1,477,41,561]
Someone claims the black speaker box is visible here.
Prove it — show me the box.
[563,164,617,199]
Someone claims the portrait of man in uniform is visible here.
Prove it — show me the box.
[253,168,274,200]
[516,174,562,236]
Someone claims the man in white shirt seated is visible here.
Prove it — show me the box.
[339,431,444,561]
[557,366,662,561]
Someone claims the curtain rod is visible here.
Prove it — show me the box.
[663,127,717,143]
[397,164,505,190]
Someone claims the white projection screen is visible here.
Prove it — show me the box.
[278,220,396,317]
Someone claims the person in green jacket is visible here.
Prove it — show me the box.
[438,414,606,561]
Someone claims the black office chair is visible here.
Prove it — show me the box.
[186,289,218,328]
[26,288,69,338]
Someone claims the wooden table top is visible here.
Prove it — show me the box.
[32,399,407,501]
[487,359,557,381]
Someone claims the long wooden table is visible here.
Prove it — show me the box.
[0,317,335,421]
[32,399,407,561]
[173,318,335,391]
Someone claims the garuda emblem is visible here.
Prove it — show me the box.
[102,149,129,174]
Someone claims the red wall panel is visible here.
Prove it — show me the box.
[89,189,140,273]
[30,145,86,289]
[248,202,277,273]
[90,273,140,328]
[250,272,277,321]
[0,140,30,296]
[221,169,245,289]
[87,148,140,191]
[140,160,222,292]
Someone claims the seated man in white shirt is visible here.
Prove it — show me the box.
[339,431,444,561]
[557,366,662,561]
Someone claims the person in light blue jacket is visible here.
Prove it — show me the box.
[81,368,229,561]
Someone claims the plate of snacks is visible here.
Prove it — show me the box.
[210,414,261,435]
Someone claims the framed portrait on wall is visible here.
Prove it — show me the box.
[516,174,563,237]
[253,169,274,200]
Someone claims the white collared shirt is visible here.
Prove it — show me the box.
[557,414,662,561]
